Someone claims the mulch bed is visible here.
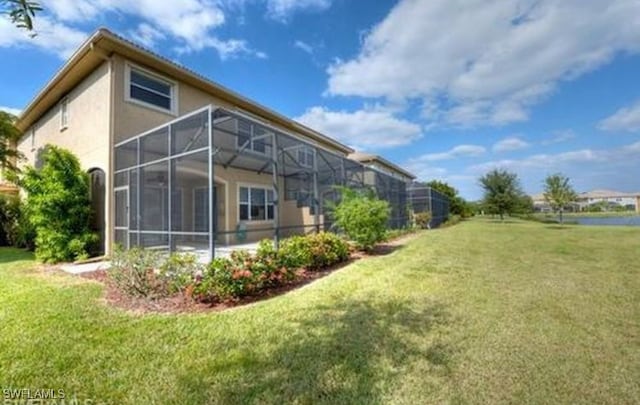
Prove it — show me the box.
[74,231,420,314]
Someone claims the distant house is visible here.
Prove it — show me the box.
[576,189,640,212]
[532,189,640,213]
[12,28,416,259]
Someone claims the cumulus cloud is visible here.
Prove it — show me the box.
[414,145,486,162]
[493,136,530,153]
[327,0,640,127]
[1,0,266,59]
[598,101,640,132]
[295,106,422,149]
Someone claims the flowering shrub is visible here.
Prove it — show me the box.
[109,247,203,299]
[304,232,350,270]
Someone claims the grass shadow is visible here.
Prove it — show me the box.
[172,298,451,404]
[0,247,34,265]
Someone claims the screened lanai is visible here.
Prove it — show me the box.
[114,105,412,260]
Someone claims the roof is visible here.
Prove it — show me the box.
[15,28,353,155]
[349,152,416,180]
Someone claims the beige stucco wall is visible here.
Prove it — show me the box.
[17,60,112,253]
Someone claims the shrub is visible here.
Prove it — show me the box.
[17,145,98,262]
[442,215,461,227]
[109,247,164,298]
[413,212,432,229]
[304,232,350,270]
[334,188,390,251]
[109,247,203,299]
[277,235,313,269]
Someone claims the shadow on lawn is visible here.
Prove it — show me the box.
[0,247,34,265]
[173,298,452,404]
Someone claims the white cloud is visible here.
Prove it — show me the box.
[492,136,530,152]
[295,106,422,149]
[294,40,313,54]
[598,101,640,132]
[1,0,264,59]
[266,0,331,21]
[327,0,640,127]
[415,144,486,162]
[0,15,87,58]
[541,129,576,145]
[0,106,23,116]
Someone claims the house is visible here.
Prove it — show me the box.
[576,189,640,212]
[14,28,415,259]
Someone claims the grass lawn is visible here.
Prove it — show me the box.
[1,219,639,404]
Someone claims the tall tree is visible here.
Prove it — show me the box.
[2,0,41,33]
[0,111,23,173]
[425,180,467,216]
[543,173,577,225]
[479,169,523,220]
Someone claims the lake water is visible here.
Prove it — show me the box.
[572,216,640,226]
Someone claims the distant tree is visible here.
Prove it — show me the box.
[1,0,41,33]
[515,194,534,215]
[479,169,524,220]
[0,111,23,173]
[425,180,468,217]
[543,173,577,225]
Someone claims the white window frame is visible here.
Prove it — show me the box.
[235,120,270,156]
[124,62,178,116]
[297,146,314,168]
[237,184,274,223]
[60,97,69,131]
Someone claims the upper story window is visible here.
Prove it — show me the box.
[60,98,69,130]
[297,146,314,168]
[126,64,176,114]
[236,120,269,155]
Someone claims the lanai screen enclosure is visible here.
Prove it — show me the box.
[114,105,416,259]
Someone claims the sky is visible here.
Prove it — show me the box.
[1,0,640,200]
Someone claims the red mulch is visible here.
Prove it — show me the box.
[75,232,419,314]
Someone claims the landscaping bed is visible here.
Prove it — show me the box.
[77,232,418,314]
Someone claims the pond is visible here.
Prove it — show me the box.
[571,216,640,226]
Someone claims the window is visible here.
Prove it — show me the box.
[126,64,175,113]
[297,146,314,168]
[60,98,69,129]
[239,186,274,221]
[30,127,35,151]
[236,120,269,154]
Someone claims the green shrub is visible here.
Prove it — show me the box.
[413,212,432,229]
[442,215,461,227]
[277,235,313,269]
[334,188,390,251]
[109,247,203,299]
[17,145,98,262]
[304,232,350,270]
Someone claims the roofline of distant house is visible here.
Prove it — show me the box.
[349,152,416,180]
[16,28,354,155]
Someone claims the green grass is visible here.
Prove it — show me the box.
[1,219,639,404]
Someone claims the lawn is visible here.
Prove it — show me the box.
[1,219,639,404]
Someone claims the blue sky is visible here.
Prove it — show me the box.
[1,0,640,200]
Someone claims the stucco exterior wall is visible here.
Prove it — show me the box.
[16,60,112,253]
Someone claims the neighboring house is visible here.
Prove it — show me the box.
[15,28,415,259]
[576,189,640,212]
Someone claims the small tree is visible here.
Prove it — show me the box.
[479,169,523,220]
[0,110,23,173]
[18,145,97,262]
[334,187,389,251]
[543,173,577,225]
